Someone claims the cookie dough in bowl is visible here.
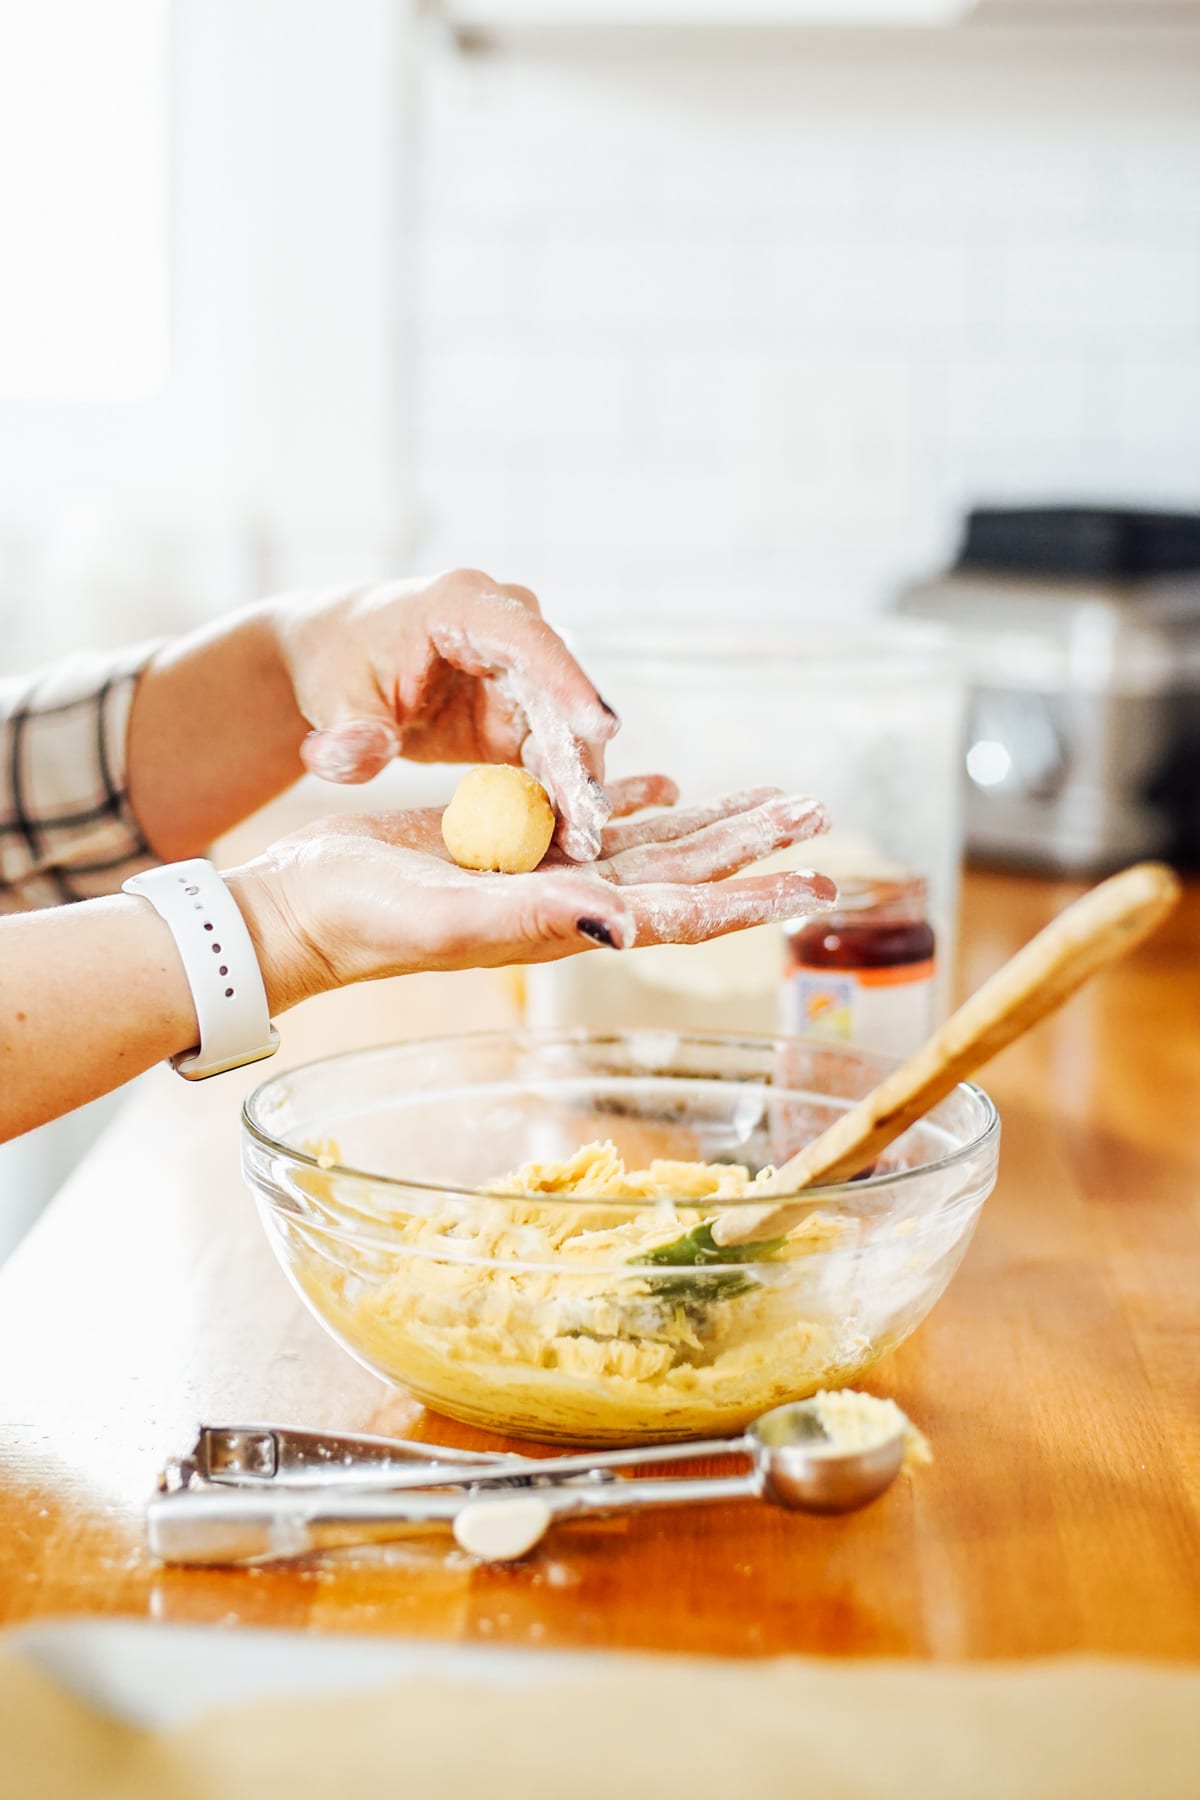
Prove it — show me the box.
[242,1030,1000,1445]
[296,1142,870,1443]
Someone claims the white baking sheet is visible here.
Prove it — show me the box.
[8,1619,609,1729]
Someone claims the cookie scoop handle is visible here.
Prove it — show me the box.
[712,861,1181,1249]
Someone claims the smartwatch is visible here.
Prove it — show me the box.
[123,859,280,1079]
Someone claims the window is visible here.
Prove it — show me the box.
[0,0,169,401]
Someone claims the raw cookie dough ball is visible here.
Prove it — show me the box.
[442,765,556,873]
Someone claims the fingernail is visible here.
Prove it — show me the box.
[304,730,369,782]
[790,872,839,907]
[303,721,398,783]
[577,917,620,949]
[587,775,607,799]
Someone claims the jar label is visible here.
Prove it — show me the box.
[782,961,937,1060]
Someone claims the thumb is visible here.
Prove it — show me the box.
[300,690,400,785]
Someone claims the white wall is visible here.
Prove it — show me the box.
[414,23,1200,625]
[7,14,1198,656]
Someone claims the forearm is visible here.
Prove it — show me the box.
[126,604,309,861]
[1,897,202,1140]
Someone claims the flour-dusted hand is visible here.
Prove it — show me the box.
[1,597,834,1144]
[225,781,835,1013]
[271,570,620,861]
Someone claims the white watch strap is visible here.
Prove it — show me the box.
[122,859,280,1079]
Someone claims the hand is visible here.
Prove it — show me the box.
[270,570,620,861]
[226,781,835,1014]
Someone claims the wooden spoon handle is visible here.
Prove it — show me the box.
[712,861,1181,1249]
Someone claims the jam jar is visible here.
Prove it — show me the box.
[782,875,936,1059]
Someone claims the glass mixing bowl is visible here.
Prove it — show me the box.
[242,1030,999,1445]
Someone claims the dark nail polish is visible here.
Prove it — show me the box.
[577,917,618,949]
[587,775,607,798]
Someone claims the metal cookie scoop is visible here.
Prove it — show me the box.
[454,1398,907,1560]
[147,1399,910,1567]
[159,1423,537,1492]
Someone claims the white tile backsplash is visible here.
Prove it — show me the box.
[933,353,1095,450]
[414,27,1200,623]
[1108,357,1200,458]
[997,242,1200,345]
[420,346,632,449]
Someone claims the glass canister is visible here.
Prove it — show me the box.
[782,874,936,1059]
[522,623,964,1037]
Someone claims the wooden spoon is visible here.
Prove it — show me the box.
[643,861,1180,1266]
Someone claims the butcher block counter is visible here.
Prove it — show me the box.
[0,869,1197,1662]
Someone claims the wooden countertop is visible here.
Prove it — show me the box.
[1,870,1197,1660]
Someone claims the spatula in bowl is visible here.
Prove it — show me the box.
[639,860,1180,1269]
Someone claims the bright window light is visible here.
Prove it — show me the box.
[966,739,1013,791]
[0,0,169,402]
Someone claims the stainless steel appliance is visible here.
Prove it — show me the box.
[897,508,1200,873]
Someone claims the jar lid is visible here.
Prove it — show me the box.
[832,874,926,910]
[786,872,928,927]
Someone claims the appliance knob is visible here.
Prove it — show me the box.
[966,692,1068,801]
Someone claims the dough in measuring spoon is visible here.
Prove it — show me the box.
[441,764,557,873]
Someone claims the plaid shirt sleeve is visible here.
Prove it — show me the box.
[0,644,164,913]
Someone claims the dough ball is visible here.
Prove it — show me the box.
[441,765,556,873]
